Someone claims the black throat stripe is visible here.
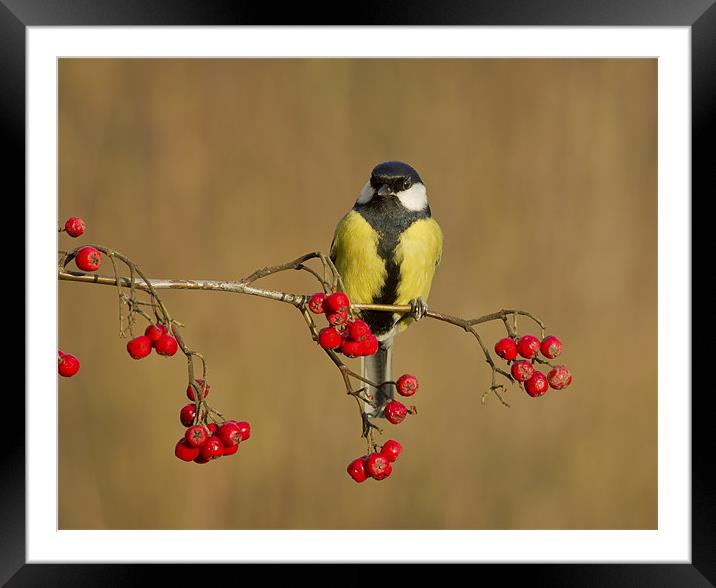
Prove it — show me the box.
[354,196,430,335]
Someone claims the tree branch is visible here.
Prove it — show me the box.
[58,269,308,308]
[60,247,550,433]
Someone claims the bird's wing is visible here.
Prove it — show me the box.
[329,234,337,263]
[329,214,345,263]
[435,219,444,266]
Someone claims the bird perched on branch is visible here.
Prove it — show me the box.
[330,161,443,418]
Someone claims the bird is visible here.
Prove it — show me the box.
[330,161,443,418]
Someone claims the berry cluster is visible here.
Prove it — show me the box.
[309,291,379,357]
[383,374,419,424]
[345,374,419,482]
[58,350,80,377]
[126,323,178,359]
[175,379,251,464]
[347,439,403,483]
[494,334,572,397]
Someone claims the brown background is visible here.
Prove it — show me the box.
[58,59,657,530]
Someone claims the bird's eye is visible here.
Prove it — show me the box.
[403,179,412,190]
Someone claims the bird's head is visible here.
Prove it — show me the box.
[356,161,428,211]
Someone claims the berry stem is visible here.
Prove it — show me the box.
[533,356,558,368]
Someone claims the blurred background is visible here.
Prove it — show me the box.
[58,58,656,530]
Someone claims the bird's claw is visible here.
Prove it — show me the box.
[409,297,428,321]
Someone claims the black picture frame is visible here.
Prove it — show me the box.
[7,1,706,585]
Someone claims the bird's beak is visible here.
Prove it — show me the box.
[377,184,393,197]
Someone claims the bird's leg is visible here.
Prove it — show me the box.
[409,297,428,321]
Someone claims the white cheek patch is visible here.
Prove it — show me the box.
[397,183,428,211]
[356,181,375,204]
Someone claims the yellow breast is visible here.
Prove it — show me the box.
[330,211,387,304]
[394,217,443,306]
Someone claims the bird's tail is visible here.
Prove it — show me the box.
[362,336,393,418]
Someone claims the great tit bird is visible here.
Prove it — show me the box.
[330,161,443,417]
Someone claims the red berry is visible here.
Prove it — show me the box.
[186,379,210,401]
[365,453,392,480]
[396,374,419,397]
[318,327,342,350]
[75,246,102,272]
[222,442,239,456]
[199,436,224,460]
[347,320,371,341]
[326,310,349,326]
[179,404,196,427]
[347,457,368,483]
[510,360,534,382]
[494,337,518,361]
[144,323,168,346]
[193,454,211,464]
[218,421,242,447]
[381,440,403,462]
[234,421,251,441]
[524,371,549,397]
[64,216,86,237]
[207,423,219,436]
[175,438,200,462]
[325,291,350,313]
[155,334,178,356]
[58,353,80,377]
[517,335,541,359]
[308,293,326,314]
[547,366,573,390]
[126,335,152,359]
[540,336,563,359]
[340,339,363,358]
[361,335,379,356]
[185,425,209,448]
[384,400,408,424]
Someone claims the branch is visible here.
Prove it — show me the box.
[60,247,549,425]
[58,269,308,308]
